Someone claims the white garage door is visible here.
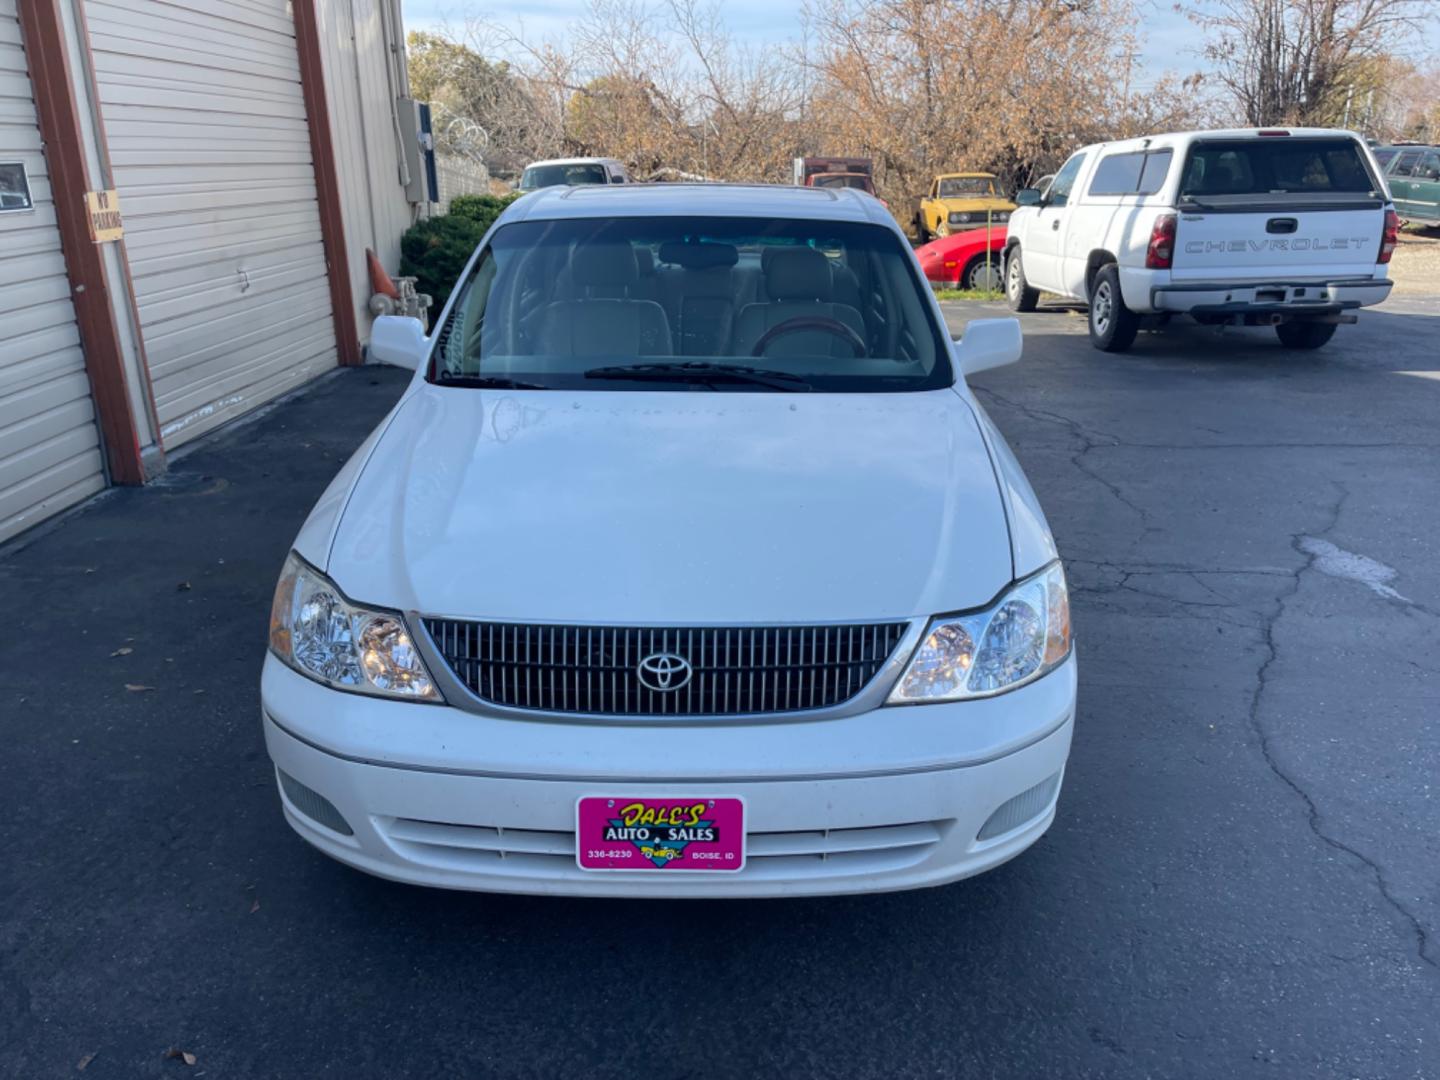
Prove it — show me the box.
[85,0,338,448]
[0,0,107,543]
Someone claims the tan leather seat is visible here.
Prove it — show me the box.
[536,243,673,356]
[733,248,865,358]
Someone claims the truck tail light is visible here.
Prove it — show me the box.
[1378,210,1399,264]
[1256,129,1290,136]
[1146,213,1177,270]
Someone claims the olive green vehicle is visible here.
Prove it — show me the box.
[1375,145,1440,226]
[911,172,1016,241]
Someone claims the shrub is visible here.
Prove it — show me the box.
[448,192,520,229]
[399,193,520,315]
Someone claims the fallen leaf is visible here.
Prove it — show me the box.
[250,898,260,914]
[77,1052,97,1071]
[110,647,133,657]
[192,689,205,695]
[164,1048,197,1066]
[125,684,156,693]
[177,581,191,592]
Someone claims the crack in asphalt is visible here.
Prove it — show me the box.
[1067,558,1294,578]
[1248,484,1438,974]
[978,384,1438,975]
[1071,570,1263,631]
[973,386,1440,451]
[974,387,1154,525]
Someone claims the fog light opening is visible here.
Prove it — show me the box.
[976,772,1062,841]
[277,769,355,837]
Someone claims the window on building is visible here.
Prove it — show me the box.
[0,162,34,212]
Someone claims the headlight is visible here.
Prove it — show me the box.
[994,211,1009,223]
[949,212,972,224]
[889,563,1070,704]
[268,552,441,701]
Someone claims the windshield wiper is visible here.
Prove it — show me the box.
[583,362,812,392]
[436,374,549,390]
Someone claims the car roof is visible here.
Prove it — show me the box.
[523,157,622,169]
[501,182,896,227]
[1071,127,1369,156]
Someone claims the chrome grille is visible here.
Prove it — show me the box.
[421,620,910,716]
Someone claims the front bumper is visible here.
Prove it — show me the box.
[260,653,1077,897]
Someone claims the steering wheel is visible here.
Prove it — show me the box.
[750,316,868,358]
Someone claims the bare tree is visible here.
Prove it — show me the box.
[407,0,1216,202]
[799,0,1213,203]
[1190,0,1436,126]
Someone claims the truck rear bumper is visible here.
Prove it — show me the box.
[1150,278,1392,314]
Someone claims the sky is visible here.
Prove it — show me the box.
[401,0,1439,96]
[402,0,1208,87]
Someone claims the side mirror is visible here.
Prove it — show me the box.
[954,317,1022,377]
[1015,188,1041,207]
[369,315,428,370]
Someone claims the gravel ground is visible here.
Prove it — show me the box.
[1390,228,1440,295]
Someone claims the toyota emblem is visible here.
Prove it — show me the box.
[636,652,693,692]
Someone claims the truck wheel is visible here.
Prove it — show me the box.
[964,253,1002,291]
[1088,264,1139,352]
[1274,321,1337,349]
[1005,248,1039,312]
[914,215,929,243]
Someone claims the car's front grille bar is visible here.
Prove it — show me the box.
[421,620,910,717]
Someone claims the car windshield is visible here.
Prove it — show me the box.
[938,177,994,197]
[428,215,952,392]
[1179,138,1378,202]
[519,163,608,190]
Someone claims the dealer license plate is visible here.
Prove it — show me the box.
[575,796,745,872]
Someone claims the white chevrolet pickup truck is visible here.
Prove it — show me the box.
[1003,128,1399,351]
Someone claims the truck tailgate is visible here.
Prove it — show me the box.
[1172,208,1385,281]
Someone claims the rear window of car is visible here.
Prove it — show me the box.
[813,174,871,191]
[1391,150,1423,175]
[938,177,994,198]
[1087,149,1173,196]
[429,216,953,393]
[1373,147,1398,167]
[1179,138,1379,203]
[520,163,609,190]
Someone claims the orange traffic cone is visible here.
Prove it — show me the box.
[367,248,400,299]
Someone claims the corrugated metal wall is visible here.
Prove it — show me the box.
[84,0,338,448]
[0,0,106,543]
[318,0,414,345]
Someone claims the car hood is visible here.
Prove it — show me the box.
[917,226,1009,260]
[325,385,1014,624]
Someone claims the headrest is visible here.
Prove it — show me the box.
[658,239,739,271]
[571,242,638,287]
[763,247,832,301]
[633,245,655,276]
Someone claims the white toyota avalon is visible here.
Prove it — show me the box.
[262,183,1076,897]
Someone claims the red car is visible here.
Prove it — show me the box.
[915,225,1007,290]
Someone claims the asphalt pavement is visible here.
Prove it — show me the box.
[1,297,1436,1078]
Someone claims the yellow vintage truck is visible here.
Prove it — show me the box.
[912,173,1016,241]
